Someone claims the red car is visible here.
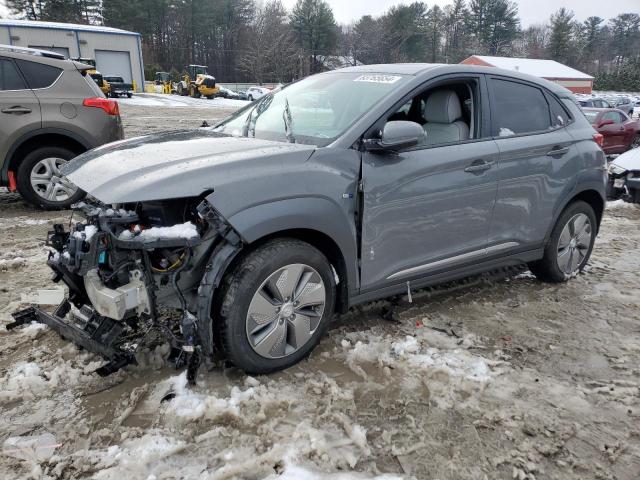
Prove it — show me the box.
[583,108,640,155]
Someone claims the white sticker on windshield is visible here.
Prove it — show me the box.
[354,75,402,84]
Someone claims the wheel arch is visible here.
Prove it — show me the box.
[544,187,605,245]
[224,198,359,314]
[3,129,91,183]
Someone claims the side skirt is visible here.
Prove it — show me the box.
[348,248,543,308]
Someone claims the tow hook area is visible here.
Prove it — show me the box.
[8,300,137,376]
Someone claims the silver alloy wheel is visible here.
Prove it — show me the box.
[245,263,326,359]
[632,135,640,149]
[557,213,592,275]
[30,157,78,202]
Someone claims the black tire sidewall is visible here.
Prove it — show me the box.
[544,201,597,282]
[217,239,336,374]
[16,146,85,209]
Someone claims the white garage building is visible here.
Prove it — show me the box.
[0,19,144,92]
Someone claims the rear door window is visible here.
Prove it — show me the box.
[490,78,551,137]
[16,59,63,89]
[0,58,27,91]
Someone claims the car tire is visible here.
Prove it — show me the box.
[127,92,132,98]
[631,134,640,149]
[214,238,336,374]
[248,95,253,101]
[16,146,85,210]
[528,201,597,283]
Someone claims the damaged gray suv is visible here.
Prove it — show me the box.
[11,64,607,378]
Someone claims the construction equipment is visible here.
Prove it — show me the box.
[154,71,172,94]
[176,65,219,99]
[73,58,110,96]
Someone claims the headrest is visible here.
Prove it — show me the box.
[424,90,463,124]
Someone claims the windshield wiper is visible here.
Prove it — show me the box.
[283,98,296,144]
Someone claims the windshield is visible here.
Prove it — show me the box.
[213,72,408,147]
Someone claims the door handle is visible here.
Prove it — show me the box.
[546,146,570,157]
[464,160,493,173]
[1,106,32,114]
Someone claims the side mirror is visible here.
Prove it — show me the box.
[364,121,425,153]
[598,119,615,128]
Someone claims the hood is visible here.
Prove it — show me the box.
[63,130,316,203]
[611,148,640,172]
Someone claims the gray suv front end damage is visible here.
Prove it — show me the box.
[10,198,243,380]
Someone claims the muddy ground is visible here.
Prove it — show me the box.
[0,99,639,480]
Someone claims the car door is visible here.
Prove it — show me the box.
[598,111,627,153]
[360,75,500,291]
[487,76,580,251]
[618,112,637,150]
[0,57,42,171]
[14,59,68,133]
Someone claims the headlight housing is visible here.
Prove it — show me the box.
[608,163,627,176]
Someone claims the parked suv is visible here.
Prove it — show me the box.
[14,64,606,379]
[0,45,123,209]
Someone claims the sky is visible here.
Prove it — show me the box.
[0,0,637,25]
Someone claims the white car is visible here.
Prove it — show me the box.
[608,148,640,203]
[246,86,270,101]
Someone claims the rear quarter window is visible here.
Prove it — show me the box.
[16,59,63,89]
[490,79,551,137]
[547,94,572,128]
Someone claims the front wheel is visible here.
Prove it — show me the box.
[16,146,85,209]
[214,239,336,374]
[631,134,640,150]
[528,201,597,282]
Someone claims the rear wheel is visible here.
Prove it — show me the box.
[16,146,85,210]
[528,201,596,282]
[214,239,336,374]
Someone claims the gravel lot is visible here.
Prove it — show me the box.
[0,97,639,479]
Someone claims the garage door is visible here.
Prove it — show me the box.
[95,50,133,83]
[29,46,70,58]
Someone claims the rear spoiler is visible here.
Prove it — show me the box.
[73,61,95,73]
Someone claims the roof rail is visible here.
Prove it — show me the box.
[0,44,66,60]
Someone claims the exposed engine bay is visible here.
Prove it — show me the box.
[9,197,243,382]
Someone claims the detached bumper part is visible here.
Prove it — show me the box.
[8,302,136,376]
[84,268,150,321]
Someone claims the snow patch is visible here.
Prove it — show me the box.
[164,372,253,422]
[607,199,638,209]
[72,225,98,241]
[119,222,199,241]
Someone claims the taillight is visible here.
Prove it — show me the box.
[83,97,119,116]
[592,133,604,147]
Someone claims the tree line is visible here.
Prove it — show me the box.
[4,0,640,90]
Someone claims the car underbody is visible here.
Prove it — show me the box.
[9,198,243,382]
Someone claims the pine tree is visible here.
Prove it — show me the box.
[290,0,338,74]
[547,8,575,64]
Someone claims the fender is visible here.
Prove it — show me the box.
[226,196,360,294]
[1,127,93,183]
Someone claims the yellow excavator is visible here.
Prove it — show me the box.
[74,58,110,96]
[176,65,219,99]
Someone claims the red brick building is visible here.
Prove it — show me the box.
[461,55,594,94]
